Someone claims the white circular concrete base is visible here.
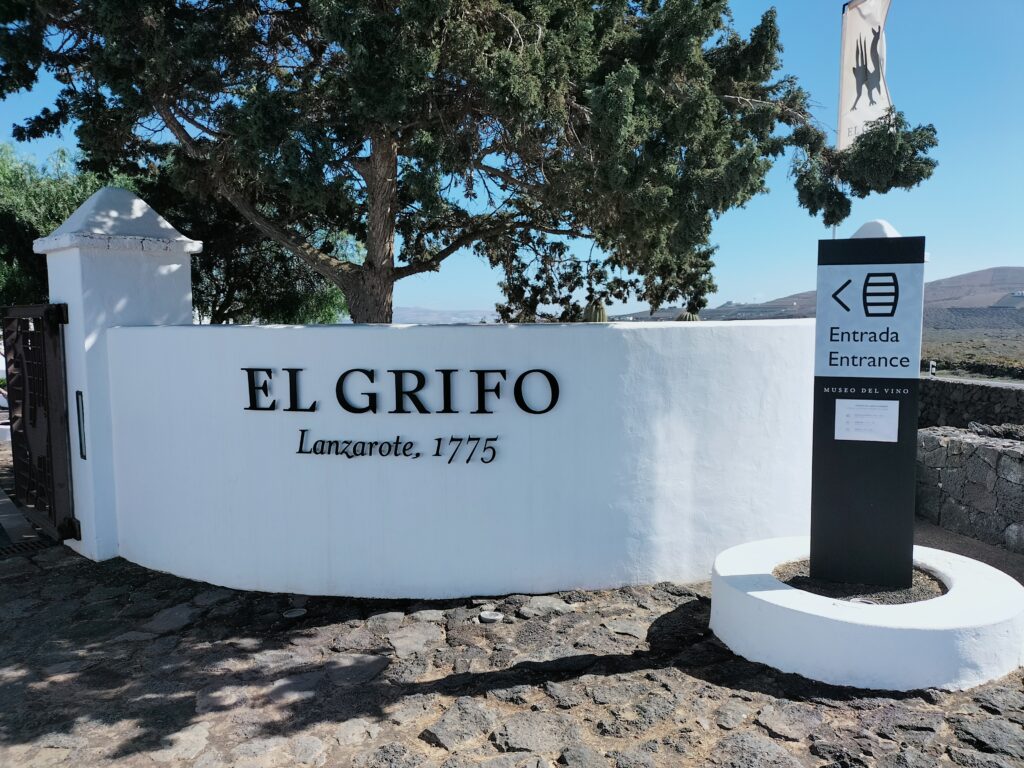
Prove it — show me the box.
[710,537,1024,691]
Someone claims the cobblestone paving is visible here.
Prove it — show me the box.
[1,549,1023,767]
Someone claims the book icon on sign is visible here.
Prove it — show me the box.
[862,273,899,317]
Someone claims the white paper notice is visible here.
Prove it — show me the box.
[834,399,899,443]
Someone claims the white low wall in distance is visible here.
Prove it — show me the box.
[107,320,814,598]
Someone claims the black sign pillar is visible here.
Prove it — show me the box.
[809,235,925,588]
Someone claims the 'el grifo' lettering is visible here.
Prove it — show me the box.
[241,366,560,415]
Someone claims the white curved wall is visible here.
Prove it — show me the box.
[107,320,814,598]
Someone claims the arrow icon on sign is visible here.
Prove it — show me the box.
[832,279,852,312]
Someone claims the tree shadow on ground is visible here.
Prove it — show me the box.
[0,551,933,759]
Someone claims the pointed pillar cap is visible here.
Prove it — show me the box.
[851,219,902,239]
[34,187,202,255]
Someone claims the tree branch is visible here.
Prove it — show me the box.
[393,220,582,280]
[473,161,544,193]
[174,106,227,139]
[720,94,819,129]
[153,100,358,285]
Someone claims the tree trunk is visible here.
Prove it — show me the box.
[195,121,399,323]
[346,131,399,323]
[346,272,394,324]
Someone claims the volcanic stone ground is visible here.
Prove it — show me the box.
[1,548,1024,768]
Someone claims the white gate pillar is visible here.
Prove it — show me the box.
[33,187,200,560]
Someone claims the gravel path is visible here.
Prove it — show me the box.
[1,546,1023,768]
[774,560,946,604]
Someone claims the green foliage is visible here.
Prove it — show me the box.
[793,109,939,227]
[0,145,131,307]
[0,1,938,321]
[675,310,700,321]
[0,144,348,322]
[191,243,349,324]
[582,299,608,322]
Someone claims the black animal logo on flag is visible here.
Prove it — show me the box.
[851,27,883,110]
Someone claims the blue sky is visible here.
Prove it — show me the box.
[2,0,1021,312]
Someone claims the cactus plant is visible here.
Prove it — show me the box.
[583,300,608,322]
[675,310,700,322]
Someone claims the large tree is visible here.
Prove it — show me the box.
[1,1,937,322]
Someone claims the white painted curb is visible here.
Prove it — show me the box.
[710,536,1024,691]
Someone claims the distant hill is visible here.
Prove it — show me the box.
[390,268,1023,327]
[614,267,1024,324]
[393,307,499,324]
[607,266,1024,380]
[925,267,1024,309]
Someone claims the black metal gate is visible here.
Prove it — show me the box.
[2,304,78,540]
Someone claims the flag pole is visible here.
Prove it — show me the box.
[833,1,852,241]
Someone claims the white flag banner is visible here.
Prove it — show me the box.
[837,0,892,150]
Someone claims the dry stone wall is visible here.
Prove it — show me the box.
[919,377,1024,428]
[916,427,1024,553]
